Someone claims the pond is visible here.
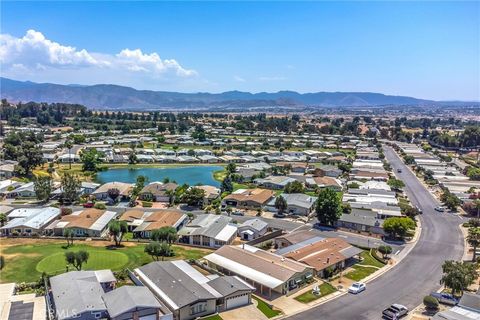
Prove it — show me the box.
[95,165,223,187]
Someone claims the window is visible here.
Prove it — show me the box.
[92,312,102,319]
[190,302,207,315]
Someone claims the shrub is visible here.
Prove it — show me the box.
[142,201,153,208]
[94,202,106,210]
[423,295,439,310]
[61,207,73,216]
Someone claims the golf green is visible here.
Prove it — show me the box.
[36,249,129,274]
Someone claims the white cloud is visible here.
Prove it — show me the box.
[234,75,246,82]
[258,76,287,81]
[0,29,197,79]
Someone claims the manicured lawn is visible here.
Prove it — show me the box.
[294,283,337,303]
[344,265,378,281]
[213,169,227,182]
[233,183,250,191]
[199,315,223,320]
[0,240,210,283]
[358,250,385,268]
[253,296,282,318]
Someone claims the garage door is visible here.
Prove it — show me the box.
[225,294,249,310]
[140,314,157,320]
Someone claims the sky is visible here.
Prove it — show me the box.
[1,1,479,101]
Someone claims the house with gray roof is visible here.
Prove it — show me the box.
[237,218,268,241]
[267,193,317,216]
[134,260,254,320]
[50,270,171,320]
[254,176,297,190]
[178,214,237,248]
[335,208,385,235]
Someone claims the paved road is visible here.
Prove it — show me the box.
[286,146,464,320]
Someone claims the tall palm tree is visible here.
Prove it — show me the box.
[467,227,480,261]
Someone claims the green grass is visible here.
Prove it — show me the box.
[344,265,378,281]
[199,315,223,320]
[213,169,227,182]
[1,241,210,283]
[358,250,385,268]
[253,296,282,318]
[233,183,250,191]
[294,283,337,303]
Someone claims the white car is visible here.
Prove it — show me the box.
[348,282,366,294]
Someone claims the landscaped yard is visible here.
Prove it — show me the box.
[358,250,386,268]
[344,265,378,281]
[0,239,211,283]
[253,296,282,318]
[294,282,337,303]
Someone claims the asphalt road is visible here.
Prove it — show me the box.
[286,146,464,320]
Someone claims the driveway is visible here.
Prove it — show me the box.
[221,303,268,320]
[285,146,464,320]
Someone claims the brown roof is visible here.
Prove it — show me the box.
[212,245,310,282]
[93,182,132,196]
[58,208,105,229]
[223,188,274,205]
[276,162,308,168]
[282,238,352,271]
[140,182,178,196]
[119,209,144,222]
[352,170,389,178]
[125,209,186,232]
[312,176,341,187]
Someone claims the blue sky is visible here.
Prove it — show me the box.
[1,1,479,100]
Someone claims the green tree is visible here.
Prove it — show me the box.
[387,178,405,190]
[221,175,233,193]
[80,148,101,172]
[226,163,237,174]
[108,220,128,246]
[0,213,7,227]
[423,296,439,311]
[63,228,74,247]
[441,260,478,296]
[467,227,480,261]
[60,172,81,204]
[65,250,89,270]
[274,195,288,215]
[378,245,393,259]
[383,217,416,239]
[34,175,53,203]
[130,175,147,206]
[441,190,462,211]
[284,181,304,193]
[128,152,138,164]
[107,188,121,203]
[150,226,178,244]
[64,140,73,170]
[144,241,174,261]
[315,188,342,225]
[181,187,206,207]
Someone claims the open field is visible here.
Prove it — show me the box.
[0,238,211,283]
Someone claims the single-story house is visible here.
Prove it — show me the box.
[254,175,297,190]
[0,162,16,179]
[222,188,274,210]
[237,218,268,241]
[178,214,238,248]
[194,185,221,205]
[92,182,133,203]
[0,179,23,195]
[205,245,314,298]
[1,207,61,236]
[305,176,343,191]
[276,237,362,277]
[134,260,254,320]
[119,209,188,238]
[50,270,171,320]
[139,182,178,202]
[311,165,342,178]
[6,182,36,198]
[46,208,117,237]
[266,193,317,216]
[335,208,385,235]
[274,230,323,249]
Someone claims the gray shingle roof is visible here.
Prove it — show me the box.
[102,286,163,318]
[207,276,255,297]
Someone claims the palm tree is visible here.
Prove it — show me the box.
[467,227,480,261]
[65,140,73,170]
[274,195,288,215]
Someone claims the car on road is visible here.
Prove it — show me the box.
[382,304,408,319]
[415,205,423,214]
[434,206,446,212]
[430,292,459,306]
[348,282,366,294]
[397,168,402,173]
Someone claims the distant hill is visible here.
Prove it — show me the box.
[0,77,462,110]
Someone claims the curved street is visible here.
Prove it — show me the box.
[286,145,465,320]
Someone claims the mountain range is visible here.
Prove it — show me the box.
[0,77,474,111]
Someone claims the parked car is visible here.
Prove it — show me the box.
[382,304,408,319]
[232,210,244,216]
[430,292,459,306]
[348,282,366,294]
[434,206,446,212]
[83,202,94,208]
[397,168,402,173]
